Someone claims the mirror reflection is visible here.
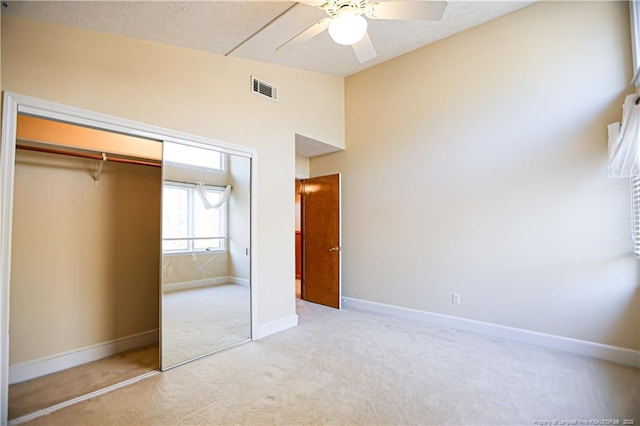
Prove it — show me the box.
[161,142,251,369]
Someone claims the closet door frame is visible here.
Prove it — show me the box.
[0,92,257,425]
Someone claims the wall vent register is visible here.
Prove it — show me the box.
[251,76,278,102]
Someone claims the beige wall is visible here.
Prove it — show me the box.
[294,155,308,232]
[10,149,160,364]
[162,253,228,284]
[2,15,345,326]
[295,155,310,178]
[312,1,639,350]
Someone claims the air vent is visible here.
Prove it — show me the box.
[251,76,278,102]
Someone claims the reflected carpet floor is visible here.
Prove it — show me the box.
[162,284,251,367]
[27,300,640,425]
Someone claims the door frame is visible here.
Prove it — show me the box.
[294,176,306,299]
[0,92,258,424]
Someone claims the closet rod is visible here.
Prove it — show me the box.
[16,143,162,168]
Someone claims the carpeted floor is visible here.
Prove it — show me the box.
[24,299,640,425]
[8,344,158,420]
[162,283,251,367]
[9,283,250,422]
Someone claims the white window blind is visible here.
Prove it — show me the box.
[633,176,640,257]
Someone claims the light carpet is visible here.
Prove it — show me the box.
[9,344,158,421]
[26,299,639,425]
[162,284,251,367]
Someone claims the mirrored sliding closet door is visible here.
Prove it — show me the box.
[161,141,251,369]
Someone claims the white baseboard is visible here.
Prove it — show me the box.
[9,329,159,385]
[163,276,249,292]
[253,314,299,340]
[163,277,228,292]
[229,277,250,287]
[343,297,640,368]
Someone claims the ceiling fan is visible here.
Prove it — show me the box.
[277,0,448,64]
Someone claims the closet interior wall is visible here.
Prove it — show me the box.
[9,147,161,376]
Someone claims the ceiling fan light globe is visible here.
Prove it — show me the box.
[328,13,368,45]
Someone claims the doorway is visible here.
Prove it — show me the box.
[296,174,342,309]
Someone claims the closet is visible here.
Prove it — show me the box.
[7,116,162,421]
[3,110,252,423]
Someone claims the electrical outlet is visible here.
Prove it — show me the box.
[452,292,461,304]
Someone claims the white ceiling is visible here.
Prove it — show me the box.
[2,1,534,77]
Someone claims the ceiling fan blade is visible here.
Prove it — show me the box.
[296,0,325,6]
[352,32,377,63]
[365,1,447,21]
[277,18,331,52]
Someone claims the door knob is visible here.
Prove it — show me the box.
[329,246,341,252]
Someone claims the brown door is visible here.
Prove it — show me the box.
[301,174,341,308]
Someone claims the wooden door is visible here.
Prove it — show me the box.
[301,174,341,308]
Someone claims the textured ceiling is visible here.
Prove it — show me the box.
[2,1,534,77]
[296,133,343,157]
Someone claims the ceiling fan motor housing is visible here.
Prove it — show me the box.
[323,0,368,18]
